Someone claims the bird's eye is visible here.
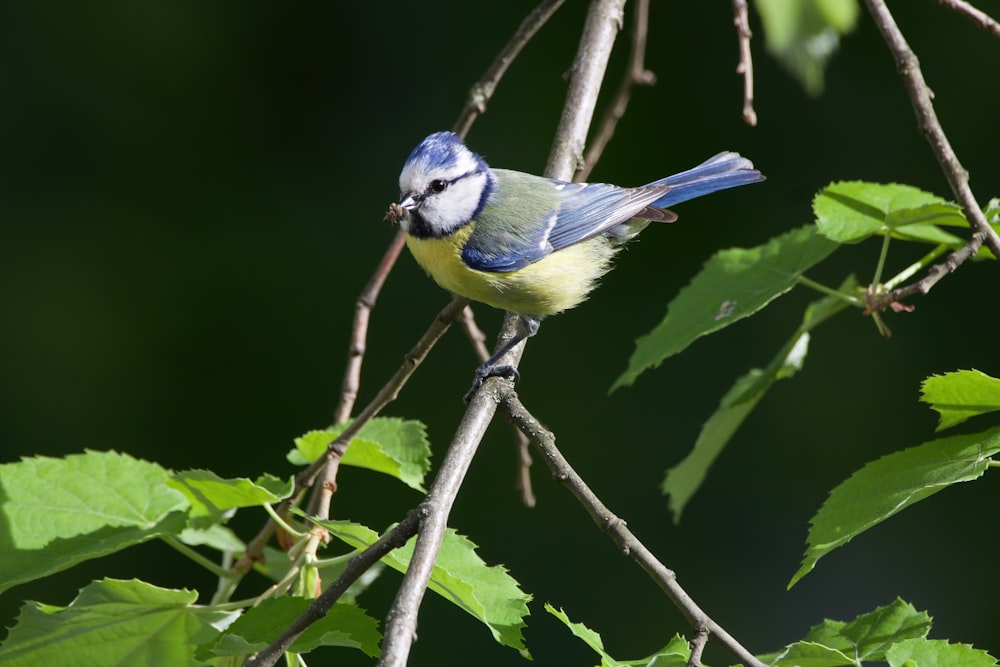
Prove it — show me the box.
[428,179,448,193]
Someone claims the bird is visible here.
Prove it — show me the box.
[392,131,764,399]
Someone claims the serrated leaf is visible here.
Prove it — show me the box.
[320,519,531,653]
[920,369,1000,431]
[755,0,858,95]
[887,638,998,667]
[0,451,189,593]
[291,418,431,492]
[791,427,1000,586]
[814,181,966,244]
[545,604,690,667]
[168,470,293,519]
[664,285,851,522]
[0,578,239,667]
[614,225,838,390]
[211,597,380,658]
[756,641,853,667]
[760,599,931,666]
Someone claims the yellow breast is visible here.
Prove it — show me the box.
[405,223,617,318]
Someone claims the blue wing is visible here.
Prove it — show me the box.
[462,170,668,273]
[461,154,764,273]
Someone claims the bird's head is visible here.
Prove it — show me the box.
[397,131,495,238]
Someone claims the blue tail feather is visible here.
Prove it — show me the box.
[646,152,764,208]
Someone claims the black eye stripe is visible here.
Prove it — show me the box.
[425,169,481,195]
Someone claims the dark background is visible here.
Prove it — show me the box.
[2,1,998,664]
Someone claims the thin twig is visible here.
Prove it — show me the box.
[731,0,758,126]
[246,513,421,666]
[334,230,407,425]
[378,386,505,666]
[500,391,767,667]
[862,0,1000,311]
[378,2,629,664]
[932,0,1000,38]
[687,624,710,667]
[578,0,656,181]
[458,306,536,507]
[236,296,469,571]
[547,0,629,180]
[453,0,568,138]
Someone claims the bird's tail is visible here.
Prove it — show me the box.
[645,152,764,209]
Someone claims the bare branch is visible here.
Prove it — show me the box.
[378,386,504,666]
[453,0,568,138]
[334,230,407,425]
[863,0,1000,308]
[246,513,421,667]
[378,2,629,664]
[732,0,758,126]
[578,0,656,181]
[236,296,469,570]
[547,0,628,181]
[932,0,1000,38]
[500,391,767,667]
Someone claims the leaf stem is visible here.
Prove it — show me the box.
[161,535,233,579]
[883,243,950,290]
[796,275,862,307]
[264,503,305,538]
[872,231,892,286]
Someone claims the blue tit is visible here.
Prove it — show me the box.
[394,131,764,397]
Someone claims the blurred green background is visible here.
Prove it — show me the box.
[2,1,998,664]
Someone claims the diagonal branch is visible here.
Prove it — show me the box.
[731,0,758,126]
[500,390,767,667]
[863,0,1000,311]
[932,0,1000,38]
[378,2,628,665]
[453,0,568,138]
[245,513,420,666]
[578,0,656,182]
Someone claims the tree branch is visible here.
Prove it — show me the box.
[500,391,767,667]
[378,1,628,664]
[246,513,421,666]
[334,230,407,426]
[236,296,469,571]
[731,0,758,126]
[578,0,656,182]
[453,0,568,138]
[932,0,1000,38]
[863,0,1000,313]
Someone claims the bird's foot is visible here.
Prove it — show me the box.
[463,363,521,403]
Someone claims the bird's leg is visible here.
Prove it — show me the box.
[464,315,540,402]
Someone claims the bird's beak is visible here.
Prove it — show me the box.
[399,193,418,211]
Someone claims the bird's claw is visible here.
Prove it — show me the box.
[463,364,520,403]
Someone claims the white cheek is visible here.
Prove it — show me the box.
[424,172,487,232]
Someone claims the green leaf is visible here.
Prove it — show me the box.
[211,597,380,658]
[790,427,1000,586]
[176,524,246,552]
[759,598,931,666]
[321,519,531,654]
[168,470,293,519]
[920,369,1000,431]
[291,418,431,492]
[0,578,239,667]
[545,604,690,667]
[664,285,851,521]
[0,451,189,593]
[754,0,858,95]
[613,225,838,390]
[814,181,966,244]
[887,638,998,667]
